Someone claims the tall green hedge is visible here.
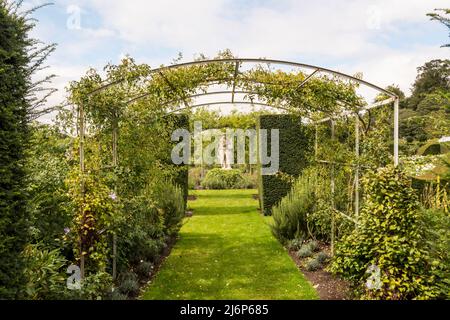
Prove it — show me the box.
[257,114,312,215]
[164,114,189,205]
[0,3,31,298]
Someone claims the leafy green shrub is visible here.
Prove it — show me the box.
[297,246,313,258]
[119,271,138,282]
[155,183,186,235]
[330,166,430,300]
[305,165,354,242]
[201,168,248,189]
[305,258,322,271]
[80,271,113,300]
[270,171,315,243]
[119,279,139,296]
[117,188,166,268]
[109,290,128,300]
[118,272,139,295]
[188,167,203,189]
[306,240,319,252]
[420,208,450,299]
[22,244,68,300]
[135,261,154,278]
[26,125,72,249]
[287,238,304,251]
[241,172,258,189]
[316,252,330,265]
[164,114,189,204]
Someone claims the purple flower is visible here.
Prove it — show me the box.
[109,192,117,201]
[64,227,70,234]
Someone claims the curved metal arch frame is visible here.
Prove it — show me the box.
[166,101,292,115]
[122,78,380,126]
[128,89,293,110]
[74,56,400,253]
[89,57,397,98]
[82,57,400,166]
[74,57,400,258]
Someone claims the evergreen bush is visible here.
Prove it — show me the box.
[201,168,249,189]
[0,2,31,298]
[270,171,316,243]
[257,115,312,215]
[330,166,431,299]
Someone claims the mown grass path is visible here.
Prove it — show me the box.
[142,189,317,300]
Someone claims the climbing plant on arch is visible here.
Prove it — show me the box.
[64,51,399,282]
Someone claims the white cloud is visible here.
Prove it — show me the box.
[80,0,449,58]
[30,0,450,121]
[342,45,450,96]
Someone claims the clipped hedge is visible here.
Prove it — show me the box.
[417,139,449,156]
[164,114,189,205]
[201,168,252,189]
[257,114,312,215]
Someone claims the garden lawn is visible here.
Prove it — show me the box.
[142,189,317,300]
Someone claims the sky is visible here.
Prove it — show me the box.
[24,0,450,122]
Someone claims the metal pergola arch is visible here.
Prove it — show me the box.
[79,57,401,174]
[75,57,402,265]
[166,101,292,114]
[81,58,399,178]
[84,58,399,167]
[88,58,397,98]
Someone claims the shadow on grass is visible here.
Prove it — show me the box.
[191,205,256,216]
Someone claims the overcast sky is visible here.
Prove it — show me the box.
[26,0,450,121]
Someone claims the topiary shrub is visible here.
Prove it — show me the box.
[330,165,430,299]
[164,114,189,205]
[201,168,248,189]
[257,114,312,215]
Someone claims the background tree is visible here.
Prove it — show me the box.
[428,8,450,47]
[407,59,450,110]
